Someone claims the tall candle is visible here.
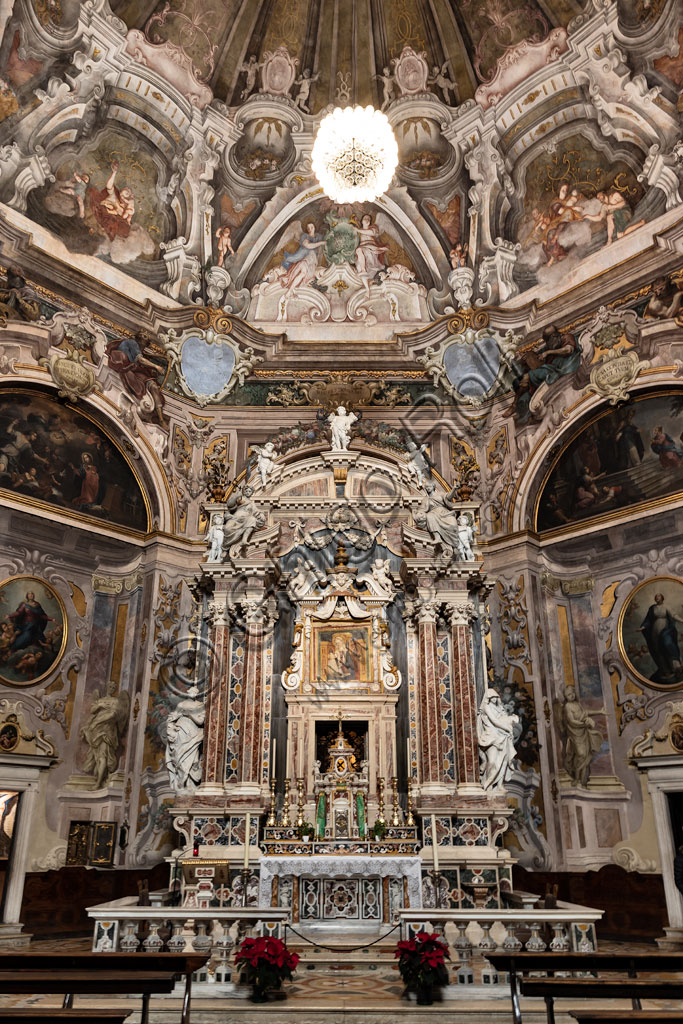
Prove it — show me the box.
[406,736,411,775]
[243,813,250,869]
[430,814,439,872]
[272,738,277,781]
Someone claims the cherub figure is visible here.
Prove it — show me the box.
[240,56,261,101]
[253,441,277,488]
[428,61,458,105]
[206,513,225,562]
[449,242,468,269]
[58,171,90,218]
[215,225,234,268]
[294,69,320,112]
[456,512,475,561]
[375,67,396,110]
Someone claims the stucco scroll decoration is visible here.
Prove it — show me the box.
[584,349,650,406]
[162,325,262,407]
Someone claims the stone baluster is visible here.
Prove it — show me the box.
[502,922,523,951]
[192,920,213,955]
[453,921,473,961]
[444,598,481,792]
[525,922,547,951]
[549,923,570,951]
[143,920,164,952]
[478,921,497,952]
[167,920,188,953]
[119,920,140,952]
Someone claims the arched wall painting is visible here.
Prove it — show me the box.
[0,390,149,531]
[536,392,683,532]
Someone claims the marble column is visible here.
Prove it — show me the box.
[237,593,274,799]
[445,598,483,794]
[200,597,231,793]
[416,598,449,801]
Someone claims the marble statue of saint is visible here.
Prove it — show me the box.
[80,682,130,789]
[406,438,431,486]
[414,481,461,553]
[329,406,358,451]
[556,686,602,787]
[253,441,277,488]
[456,512,475,561]
[206,513,225,562]
[477,688,519,791]
[223,484,267,553]
[165,685,205,792]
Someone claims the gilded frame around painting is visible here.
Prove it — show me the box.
[0,575,67,687]
[618,575,683,690]
[312,621,372,689]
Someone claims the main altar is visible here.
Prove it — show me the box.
[166,416,517,930]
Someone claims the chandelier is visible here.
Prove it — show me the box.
[312,105,398,203]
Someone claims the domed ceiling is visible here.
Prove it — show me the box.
[111,0,585,111]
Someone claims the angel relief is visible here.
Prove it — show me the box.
[249,203,428,327]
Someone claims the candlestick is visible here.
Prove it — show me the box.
[390,776,400,827]
[281,782,291,827]
[430,814,439,873]
[241,866,250,908]
[406,775,415,827]
[267,777,276,827]
[377,777,385,824]
[243,813,250,869]
[296,777,305,828]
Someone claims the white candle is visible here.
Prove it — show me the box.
[243,812,250,869]
[272,738,277,781]
[407,736,411,774]
[430,814,439,872]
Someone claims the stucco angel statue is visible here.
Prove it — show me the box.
[206,513,225,562]
[253,441,278,488]
[456,512,475,561]
[329,406,358,451]
[554,686,602,787]
[165,684,205,792]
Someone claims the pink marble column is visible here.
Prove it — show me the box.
[240,614,264,786]
[446,599,481,791]
[416,599,445,794]
[201,603,230,789]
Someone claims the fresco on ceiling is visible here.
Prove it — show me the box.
[536,393,683,532]
[506,324,581,425]
[620,576,683,688]
[653,28,683,91]
[515,140,647,294]
[249,200,428,325]
[231,117,293,181]
[0,27,46,125]
[397,117,452,180]
[0,390,149,531]
[213,195,257,269]
[30,133,166,266]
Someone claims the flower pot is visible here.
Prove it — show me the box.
[250,984,268,1003]
[416,984,434,1005]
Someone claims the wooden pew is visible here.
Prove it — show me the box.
[486,951,683,1024]
[571,1013,683,1024]
[0,1011,132,1024]
[0,953,209,1024]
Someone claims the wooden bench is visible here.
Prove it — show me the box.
[0,953,209,1024]
[487,952,683,1024]
[0,1011,132,1024]
[571,1013,683,1024]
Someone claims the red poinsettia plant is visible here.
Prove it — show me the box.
[395,930,450,994]
[235,935,300,1001]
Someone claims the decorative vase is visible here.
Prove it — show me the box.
[250,983,268,1003]
[416,984,434,1005]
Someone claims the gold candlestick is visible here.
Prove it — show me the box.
[390,776,401,827]
[281,782,291,827]
[406,775,415,827]
[267,777,276,827]
[377,777,386,824]
[296,777,305,828]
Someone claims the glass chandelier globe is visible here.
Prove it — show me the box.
[312,105,398,204]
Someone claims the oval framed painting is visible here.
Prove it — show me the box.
[0,576,67,687]
[618,576,683,689]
